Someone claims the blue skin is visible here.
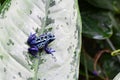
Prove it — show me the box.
[27,32,55,57]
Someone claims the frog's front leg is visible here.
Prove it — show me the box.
[27,33,37,46]
[44,44,55,55]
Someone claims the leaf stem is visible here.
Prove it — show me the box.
[33,58,39,80]
[106,39,116,51]
[84,52,89,80]
[106,39,120,61]
[39,0,51,34]
[32,0,51,80]
[111,49,120,56]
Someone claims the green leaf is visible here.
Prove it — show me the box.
[85,0,120,13]
[0,0,5,6]
[109,14,120,49]
[82,11,113,39]
[0,0,82,80]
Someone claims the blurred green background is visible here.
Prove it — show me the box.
[79,0,120,80]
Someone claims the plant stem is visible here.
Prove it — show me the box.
[39,0,50,34]
[33,0,51,80]
[107,12,120,60]
[106,39,116,51]
[84,53,89,80]
[106,39,120,61]
[33,58,39,80]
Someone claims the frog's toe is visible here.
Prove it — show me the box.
[49,48,55,53]
[45,47,55,54]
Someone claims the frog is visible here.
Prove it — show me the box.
[27,32,55,57]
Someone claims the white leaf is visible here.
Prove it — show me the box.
[0,0,82,80]
[113,72,120,80]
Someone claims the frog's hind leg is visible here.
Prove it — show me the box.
[28,46,39,57]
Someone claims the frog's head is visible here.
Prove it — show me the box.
[46,32,55,43]
[27,33,37,46]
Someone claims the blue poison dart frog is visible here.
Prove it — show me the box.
[27,32,55,57]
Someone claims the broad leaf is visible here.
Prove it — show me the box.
[109,14,120,49]
[0,0,82,80]
[85,0,120,13]
[82,11,113,39]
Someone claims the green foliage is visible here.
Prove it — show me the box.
[79,0,120,80]
[82,11,113,39]
[0,0,5,5]
[86,0,120,13]
[0,0,4,3]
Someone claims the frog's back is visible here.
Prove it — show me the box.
[35,35,47,49]
[35,32,55,49]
